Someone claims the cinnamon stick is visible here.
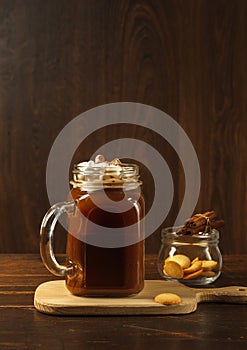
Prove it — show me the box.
[176,210,224,236]
[185,211,216,228]
[179,219,225,235]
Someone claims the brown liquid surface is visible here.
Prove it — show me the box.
[66,187,145,296]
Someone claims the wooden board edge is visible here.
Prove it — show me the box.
[33,280,197,316]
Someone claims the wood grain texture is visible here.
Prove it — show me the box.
[0,254,247,349]
[0,1,246,253]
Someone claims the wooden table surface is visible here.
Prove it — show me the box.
[0,254,247,349]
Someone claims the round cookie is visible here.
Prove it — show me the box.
[154,293,181,305]
[183,260,202,274]
[201,260,218,271]
[167,254,191,269]
[164,261,184,279]
[183,268,203,280]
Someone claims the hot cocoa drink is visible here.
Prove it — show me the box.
[40,156,145,297]
[66,187,145,296]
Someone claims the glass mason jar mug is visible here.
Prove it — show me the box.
[40,159,145,296]
[158,226,222,286]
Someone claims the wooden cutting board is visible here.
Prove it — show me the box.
[34,280,247,316]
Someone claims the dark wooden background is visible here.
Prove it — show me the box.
[0,0,246,254]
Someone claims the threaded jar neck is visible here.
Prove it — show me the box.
[161,226,220,245]
[70,162,142,190]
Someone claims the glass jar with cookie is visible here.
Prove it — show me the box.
[158,211,224,286]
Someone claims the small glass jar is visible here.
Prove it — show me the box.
[158,226,222,286]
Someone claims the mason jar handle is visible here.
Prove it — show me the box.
[40,201,76,277]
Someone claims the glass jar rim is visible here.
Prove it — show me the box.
[161,225,220,241]
[70,162,142,189]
